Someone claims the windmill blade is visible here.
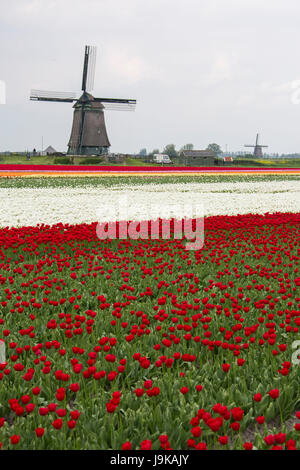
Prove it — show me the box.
[82,45,97,92]
[30,89,76,103]
[244,145,255,147]
[95,98,136,104]
[94,97,136,111]
[102,103,136,111]
[81,46,89,92]
[86,46,97,92]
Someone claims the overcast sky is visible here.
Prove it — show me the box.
[1,0,300,154]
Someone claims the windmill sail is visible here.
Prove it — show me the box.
[30,89,76,103]
[94,97,136,111]
[86,46,97,92]
[82,45,97,92]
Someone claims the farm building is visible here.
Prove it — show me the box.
[44,145,57,155]
[180,149,217,166]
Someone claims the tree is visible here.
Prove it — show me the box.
[147,148,159,159]
[180,143,194,152]
[207,143,222,155]
[139,148,147,156]
[163,144,177,159]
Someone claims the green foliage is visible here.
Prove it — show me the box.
[234,159,266,167]
[0,174,298,189]
[78,158,103,165]
[163,144,177,158]
[180,144,194,152]
[53,157,73,165]
[207,143,222,155]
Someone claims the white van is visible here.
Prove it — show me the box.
[153,154,171,164]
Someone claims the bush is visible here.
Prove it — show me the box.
[78,158,103,165]
[53,157,72,165]
[234,159,266,167]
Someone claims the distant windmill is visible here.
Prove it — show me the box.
[30,46,136,156]
[244,133,268,158]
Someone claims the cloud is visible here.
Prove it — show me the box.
[2,0,300,153]
[106,48,162,83]
[204,53,237,84]
[259,80,294,94]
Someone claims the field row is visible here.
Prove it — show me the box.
[0,178,299,228]
[0,213,299,449]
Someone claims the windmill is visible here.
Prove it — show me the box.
[244,133,268,158]
[30,46,136,156]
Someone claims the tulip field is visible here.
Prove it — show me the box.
[0,173,299,450]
